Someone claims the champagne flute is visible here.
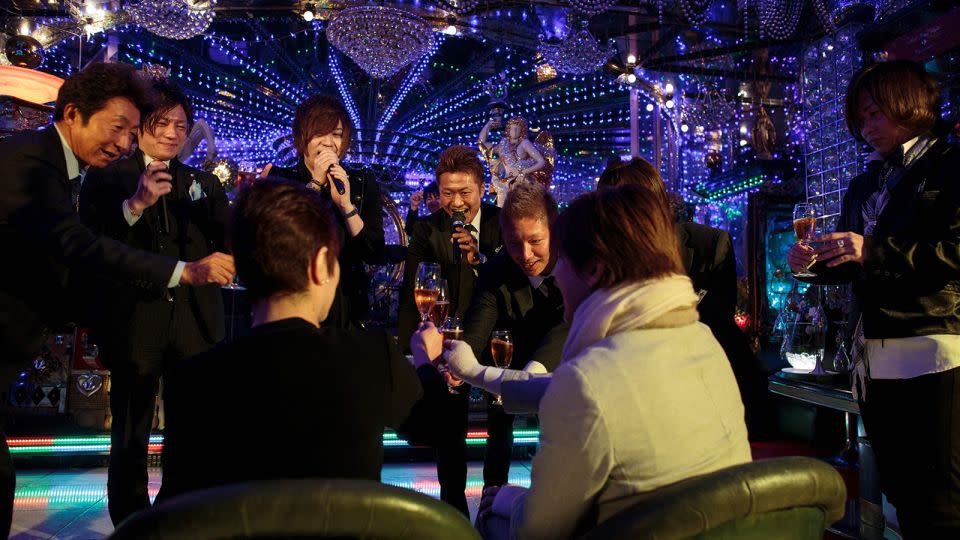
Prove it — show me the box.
[429,279,450,327]
[414,262,441,323]
[439,316,465,394]
[490,330,513,406]
[792,203,818,278]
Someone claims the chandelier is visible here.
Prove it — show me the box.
[537,29,614,75]
[679,87,738,131]
[326,5,435,79]
[435,0,480,14]
[128,0,217,40]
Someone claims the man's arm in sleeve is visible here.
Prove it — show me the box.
[397,220,430,351]
[348,175,386,264]
[510,364,613,540]
[11,162,176,289]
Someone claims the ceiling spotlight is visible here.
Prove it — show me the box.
[680,124,689,133]
[626,73,636,84]
[442,24,458,35]
[302,3,315,21]
[665,99,674,108]
[645,103,654,112]
[664,83,674,94]
[626,54,636,64]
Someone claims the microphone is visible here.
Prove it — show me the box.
[451,211,465,265]
[156,163,171,235]
[327,163,346,195]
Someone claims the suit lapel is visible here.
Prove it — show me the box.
[41,126,71,188]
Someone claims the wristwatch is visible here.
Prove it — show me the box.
[342,206,359,219]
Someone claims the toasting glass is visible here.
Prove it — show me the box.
[490,330,513,406]
[429,279,451,328]
[414,262,441,323]
[792,203,817,278]
[439,316,465,394]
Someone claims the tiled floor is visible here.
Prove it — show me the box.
[9,461,533,539]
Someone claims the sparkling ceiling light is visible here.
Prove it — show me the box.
[435,0,480,14]
[757,0,803,39]
[566,0,618,16]
[326,5,435,79]
[128,0,217,40]
[537,28,615,75]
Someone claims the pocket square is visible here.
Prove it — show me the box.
[188,178,206,202]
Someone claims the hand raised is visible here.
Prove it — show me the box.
[180,252,235,287]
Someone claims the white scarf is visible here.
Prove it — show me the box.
[562,274,701,361]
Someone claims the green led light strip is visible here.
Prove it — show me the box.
[8,430,541,456]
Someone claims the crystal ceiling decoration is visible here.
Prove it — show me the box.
[128,0,217,40]
[537,29,615,75]
[435,0,480,15]
[566,0,619,17]
[326,5,436,79]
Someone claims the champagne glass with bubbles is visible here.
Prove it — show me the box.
[414,263,441,323]
[792,203,817,278]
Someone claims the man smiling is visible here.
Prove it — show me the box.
[79,74,231,525]
[0,62,233,539]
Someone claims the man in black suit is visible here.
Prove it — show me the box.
[462,182,567,490]
[0,62,233,537]
[398,145,502,515]
[78,76,231,525]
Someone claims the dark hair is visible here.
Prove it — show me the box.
[552,184,683,289]
[142,76,194,135]
[54,62,154,123]
[435,145,485,187]
[293,95,353,159]
[845,60,941,143]
[501,181,558,228]
[597,157,666,197]
[423,181,439,197]
[230,178,340,300]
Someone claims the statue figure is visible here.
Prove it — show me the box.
[479,115,555,207]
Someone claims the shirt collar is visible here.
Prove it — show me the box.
[142,152,172,169]
[53,124,83,180]
[529,273,549,290]
[469,205,482,233]
[866,136,919,163]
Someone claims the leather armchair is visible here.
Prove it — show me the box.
[109,478,481,540]
[581,457,846,540]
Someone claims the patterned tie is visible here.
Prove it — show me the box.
[68,175,82,213]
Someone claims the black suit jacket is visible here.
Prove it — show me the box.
[0,126,176,363]
[677,222,737,334]
[78,150,229,363]
[157,318,449,501]
[397,204,502,351]
[462,251,568,372]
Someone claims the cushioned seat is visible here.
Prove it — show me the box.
[108,478,480,540]
[580,456,846,540]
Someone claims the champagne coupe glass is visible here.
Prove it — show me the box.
[439,316,464,394]
[792,203,817,278]
[414,263,441,323]
[429,279,450,327]
[490,330,513,406]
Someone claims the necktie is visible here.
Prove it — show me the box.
[68,175,82,213]
[538,276,564,311]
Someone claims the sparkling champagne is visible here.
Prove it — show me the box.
[491,338,513,368]
[429,301,450,327]
[793,217,816,243]
[414,288,439,320]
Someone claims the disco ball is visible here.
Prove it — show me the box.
[4,35,44,69]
